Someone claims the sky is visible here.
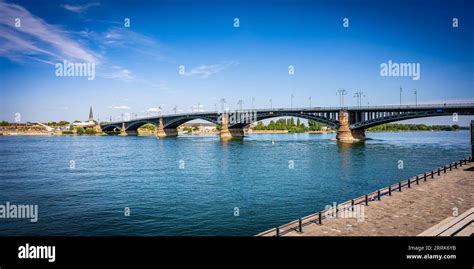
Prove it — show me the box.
[0,0,473,125]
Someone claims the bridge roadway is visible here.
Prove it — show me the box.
[100,103,474,141]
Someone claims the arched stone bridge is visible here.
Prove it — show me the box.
[100,103,474,141]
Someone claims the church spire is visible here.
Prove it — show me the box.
[89,106,94,121]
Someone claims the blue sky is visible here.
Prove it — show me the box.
[0,0,473,125]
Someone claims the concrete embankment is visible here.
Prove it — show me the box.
[258,157,474,236]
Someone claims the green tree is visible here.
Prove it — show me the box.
[76,127,85,135]
[85,129,97,135]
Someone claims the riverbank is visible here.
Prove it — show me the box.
[258,158,474,236]
[0,129,335,136]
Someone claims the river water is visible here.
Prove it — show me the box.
[0,131,471,236]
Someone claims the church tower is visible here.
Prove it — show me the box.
[89,106,94,121]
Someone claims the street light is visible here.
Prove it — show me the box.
[337,88,347,108]
[269,98,273,110]
[354,90,365,107]
[252,97,255,110]
[291,94,294,109]
[309,96,312,108]
[220,98,226,111]
[237,100,243,111]
[414,89,417,107]
[399,86,403,107]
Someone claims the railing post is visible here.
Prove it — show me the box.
[459,160,463,167]
[444,166,446,173]
[318,211,322,224]
[455,162,457,169]
[424,173,427,181]
[408,178,411,188]
[399,182,402,192]
[365,194,368,206]
[351,199,354,211]
[449,164,452,171]
[335,204,339,218]
[298,219,302,233]
[377,190,381,200]
[431,170,434,178]
[276,227,280,237]
[437,168,440,176]
[389,185,392,196]
[416,175,419,185]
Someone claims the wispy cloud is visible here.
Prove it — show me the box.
[146,107,161,112]
[102,27,156,47]
[0,2,170,89]
[0,2,99,64]
[108,105,131,110]
[101,66,134,81]
[183,61,239,78]
[61,2,100,13]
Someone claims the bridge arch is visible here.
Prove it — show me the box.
[229,112,340,129]
[101,124,121,132]
[163,115,219,129]
[350,111,473,130]
[124,120,158,131]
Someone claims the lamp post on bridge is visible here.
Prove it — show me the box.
[399,86,403,107]
[309,96,312,108]
[252,97,255,110]
[173,106,177,114]
[291,94,294,109]
[414,89,418,107]
[220,98,226,112]
[337,88,347,108]
[237,100,243,111]
[354,90,365,107]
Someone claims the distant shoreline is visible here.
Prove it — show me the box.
[0,129,467,137]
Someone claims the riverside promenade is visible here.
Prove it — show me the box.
[258,158,474,236]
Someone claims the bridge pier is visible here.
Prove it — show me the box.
[336,111,366,142]
[156,118,178,138]
[220,113,244,140]
[118,122,128,136]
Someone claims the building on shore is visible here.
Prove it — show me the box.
[71,106,102,133]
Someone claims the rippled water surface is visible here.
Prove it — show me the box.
[0,131,471,236]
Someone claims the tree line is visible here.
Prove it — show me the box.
[252,118,331,133]
[367,123,462,132]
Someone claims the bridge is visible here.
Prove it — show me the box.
[100,103,474,141]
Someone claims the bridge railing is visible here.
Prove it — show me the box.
[256,156,473,237]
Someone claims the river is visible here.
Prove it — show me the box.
[0,131,471,236]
